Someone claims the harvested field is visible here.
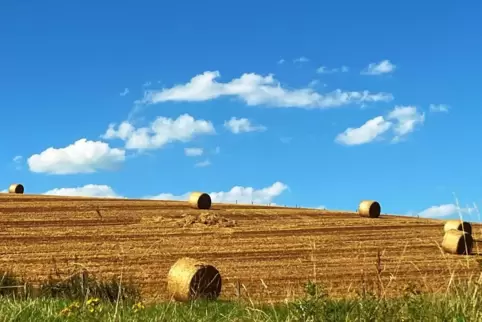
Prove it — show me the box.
[0,194,481,303]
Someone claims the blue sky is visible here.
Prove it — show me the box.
[1,0,481,221]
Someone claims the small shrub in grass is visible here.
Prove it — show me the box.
[290,280,328,322]
[0,271,32,299]
[39,270,140,303]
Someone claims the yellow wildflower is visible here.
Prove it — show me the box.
[86,297,102,313]
[86,297,100,306]
[132,302,145,313]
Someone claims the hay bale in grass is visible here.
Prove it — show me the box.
[444,220,472,235]
[167,257,222,302]
[188,192,212,210]
[442,229,473,255]
[358,200,381,218]
[8,184,24,194]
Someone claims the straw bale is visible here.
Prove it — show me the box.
[443,220,472,235]
[441,229,473,255]
[188,192,212,210]
[8,184,24,194]
[358,200,381,218]
[167,257,222,302]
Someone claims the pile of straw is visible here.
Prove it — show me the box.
[179,213,236,228]
[188,192,212,210]
[167,257,222,302]
[8,184,24,194]
[358,200,381,218]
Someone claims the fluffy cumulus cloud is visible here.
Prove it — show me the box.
[139,71,393,109]
[416,203,475,218]
[388,106,425,142]
[335,116,392,146]
[335,106,425,145]
[27,139,125,174]
[429,104,450,113]
[146,181,288,204]
[361,60,396,75]
[184,147,203,157]
[102,114,215,150]
[43,184,123,198]
[224,117,266,134]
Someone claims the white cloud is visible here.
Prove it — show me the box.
[293,56,309,63]
[140,71,393,109]
[195,159,211,167]
[0,190,7,193]
[120,88,129,96]
[387,106,425,142]
[184,147,203,157]
[335,116,392,146]
[335,105,425,146]
[308,80,320,87]
[146,181,288,204]
[27,139,125,175]
[224,117,267,134]
[361,60,396,75]
[277,59,285,64]
[316,66,349,74]
[12,155,23,170]
[102,114,215,150]
[429,104,450,113]
[417,203,474,218]
[44,184,123,198]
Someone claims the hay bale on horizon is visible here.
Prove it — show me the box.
[444,220,472,235]
[188,192,212,210]
[167,257,222,302]
[358,200,381,218]
[8,184,24,194]
[442,229,473,255]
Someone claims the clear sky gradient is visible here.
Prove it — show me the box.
[1,0,481,221]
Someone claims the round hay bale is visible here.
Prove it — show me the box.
[167,257,222,302]
[444,220,472,235]
[358,200,381,218]
[8,184,24,194]
[442,229,473,255]
[188,192,212,210]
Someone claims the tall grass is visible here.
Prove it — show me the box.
[0,271,481,321]
[0,269,139,304]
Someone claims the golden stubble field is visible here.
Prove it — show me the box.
[0,194,481,303]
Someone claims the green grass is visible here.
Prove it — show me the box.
[0,280,481,321]
[1,269,482,321]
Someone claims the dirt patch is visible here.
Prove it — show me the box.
[178,212,237,228]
